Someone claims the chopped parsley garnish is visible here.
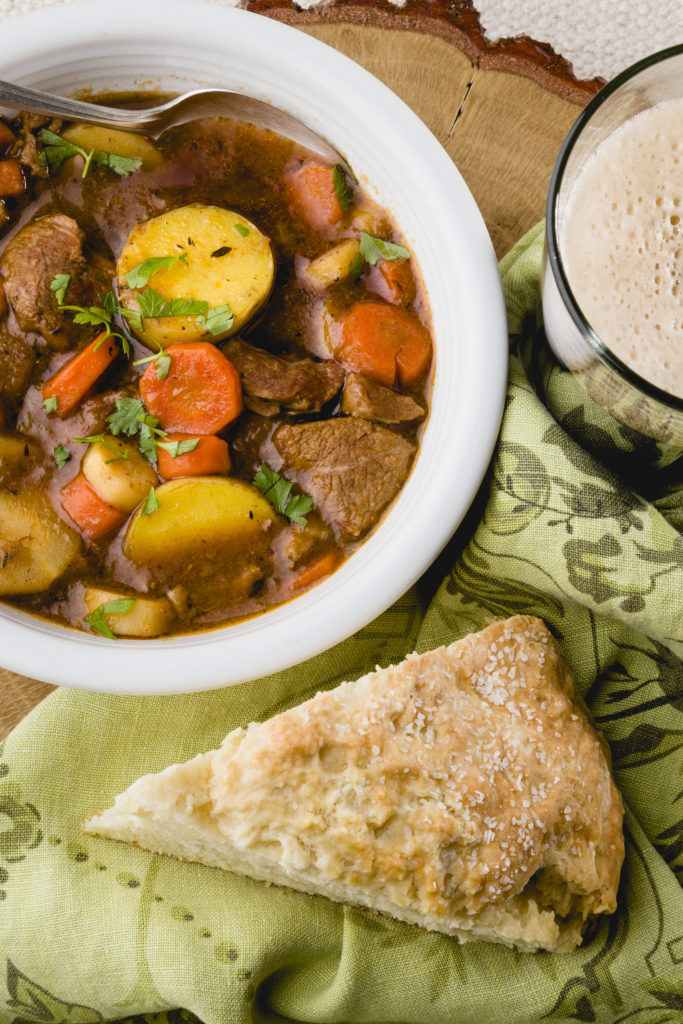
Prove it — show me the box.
[132,341,172,380]
[40,129,142,179]
[50,273,71,306]
[154,353,172,380]
[359,232,411,266]
[43,395,58,414]
[349,252,363,281]
[72,433,128,460]
[196,303,234,336]
[128,287,233,336]
[104,398,198,464]
[106,397,146,436]
[141,488,161,516]
[333,164,352,211]
[233,223,250,237]
[49,276,131,356]
[125,253,188,289]
[156,438,200,458]
[252,463,314,526]
[53,444,71,468]
[85,598,137,639]
[49,267,234,351]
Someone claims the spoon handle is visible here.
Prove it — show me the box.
[0,80,150,132]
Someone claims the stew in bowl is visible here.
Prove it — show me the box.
[0,106,433,639]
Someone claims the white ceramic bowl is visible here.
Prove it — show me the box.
[0,0,507,694]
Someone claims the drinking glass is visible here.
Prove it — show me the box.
[542,44,683,446]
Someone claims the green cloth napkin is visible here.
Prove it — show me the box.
[1,223,682,1024]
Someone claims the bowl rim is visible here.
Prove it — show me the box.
[0,0,507,694]
[545,43,683,414]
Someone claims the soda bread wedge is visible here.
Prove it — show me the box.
[84,616,624,952]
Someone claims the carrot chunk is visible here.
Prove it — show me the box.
[60,473,127,540]
[0,159,25,198]
[334,302,432,388]
[157,433,231,479]
[287,162,343,231]
[378,258,417,307]
[140,342,243,434]
[43,332,119,417]
[291,550,341,592]
[0,121,15,154]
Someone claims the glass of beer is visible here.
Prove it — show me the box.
[542,45,683,447]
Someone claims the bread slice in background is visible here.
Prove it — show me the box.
[84,615,624,953]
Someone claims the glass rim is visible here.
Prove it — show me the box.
[545,42,683,414]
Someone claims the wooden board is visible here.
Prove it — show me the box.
[0,0,602,740]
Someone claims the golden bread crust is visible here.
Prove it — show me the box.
[85,615,624,952]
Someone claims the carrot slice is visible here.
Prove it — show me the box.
[0,159,25,198]
[60,472,127,540]
[287,162,343,231]
[0,122,15,154]
[140,342,243,434]
[334,302,432,388]
[291,550,341,592]
[378,258,417,307]
[43,332,119,417]
[157,433,231,479]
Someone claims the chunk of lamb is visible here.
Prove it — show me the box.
[341,372,424,424]
[9,113,61,179]
[0,213,113,347]
[223,338,344,414]
[273,417,415,540]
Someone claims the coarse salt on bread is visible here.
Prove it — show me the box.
[84,615,624,952]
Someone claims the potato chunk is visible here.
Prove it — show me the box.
[81,435,158,513]
[61,124,163,171]
[123,477,273,566]
[301,239,361,292]
[117,204,275,347]
[84,586,176,638]
[0,487,80,595]
[0,434,33,465]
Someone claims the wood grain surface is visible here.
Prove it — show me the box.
[0,0,601,740]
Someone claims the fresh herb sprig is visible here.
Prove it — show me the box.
[40,129,142,179]
[85,598,137,639]
[125,253,188,289]
[141,488,161,517]
[252,464,314,526]
[359,232,411,266]
[104,397,199,464]
[333,164,353,211]
[53,444,71,468]
[49,274,131,355]
[50,269,234,362]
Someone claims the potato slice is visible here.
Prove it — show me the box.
[117,204,275,348]
[84,586,176,638]
[61,124,163,171]
[0,487,80,595]
[81,435,158,513]
[123,476,273,566]
[301,239,361,292]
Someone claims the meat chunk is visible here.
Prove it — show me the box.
[223,338,344,414]
[341,372,424,424]
[0,213,112,346]
[0,329,35,405]
[273,417,415,539]
[9,113,61,179]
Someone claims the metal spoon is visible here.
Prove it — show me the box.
[0,79,352,174]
